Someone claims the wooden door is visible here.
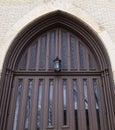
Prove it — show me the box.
[7,75,107,130]
[6,28,108,130]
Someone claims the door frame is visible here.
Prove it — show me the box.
[0,10,115,130]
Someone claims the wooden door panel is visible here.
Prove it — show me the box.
[18,28,99,71]
[43,77,58,130]
[8,76,106,130]
[5,28,110,130]
[58,77,71,130]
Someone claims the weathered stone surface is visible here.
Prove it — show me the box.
[0,0,115,80]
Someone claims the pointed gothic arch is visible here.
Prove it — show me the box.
[0,10,115,130]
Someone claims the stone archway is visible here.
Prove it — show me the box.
[0,11,115,130]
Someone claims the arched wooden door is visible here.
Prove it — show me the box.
[7,28,108,130]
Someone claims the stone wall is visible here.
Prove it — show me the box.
[0,0,115,81]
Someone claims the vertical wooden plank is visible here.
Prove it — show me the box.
[67,33,71,71]
[78,77,87,130]
[72,77,80,130]
[39,35,47,70]
[55,76,58,130]
[29,77,38,130]
[47,78,54,127]
[58,77,63,129]
[27,78,36,130]
[79,41,87,70]
[66,77,70,127]
[86,77,93,130]
[55,28,59,58]
[58,76,73,130]
[27,78,34,130]
[6,77,18,130]
[49,30,56,70]
[85,48,89,71]
[42,77,49,130]
[43,76,57,130]
[70,35,77,71]
[104,73,115,130]
[17,78,28,130]
[38,77,45,130]
[46,32,50,71]
[18,51,27,70]
[101,73,111,130]
[61,30,68,70]
[103,72,114,130]
[29,41,38,70]
[26,48,31,70]
[52,77,56,127]
[76,77,82,130]
[88,77,98,130]
[97,77,108,130]
[76,38,80,71]
[68,77,74,130]
[24,79,33,130]
[58,28,61,61]
[1,71,13,130]
[36,39,40,70]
